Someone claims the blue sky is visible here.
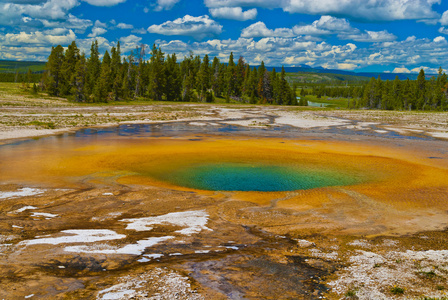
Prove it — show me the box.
[1,0,448,73]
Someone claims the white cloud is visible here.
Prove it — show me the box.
[284,0,440,21]
[42,14,93,33]
[147,15,222,40]
[434,36,446,43]
[117,22,133,29]
[410,66,440,74]
[204,0,281,9]
[322,62,358,70]
[132,28,148,34]
[209,7,257,21]
[87,27,106,37]
[81,0,126,6]
[392,67,411,73]
[438,27,448,35]
[312,15,352,32]
[94,20,107,28]
[340,30,397,42]
[154,0,180,11]
[440,10,448,25]
[241,21,294,38]
[241,16,396,43]
[293,15,353,36]
[119,34,142,44]
[204,0,440,22]
[1,29,76,46]
[0,0,79,25]
[119,34,144,52]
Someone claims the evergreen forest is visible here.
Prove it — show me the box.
[41,40,296,105]
[6,39,447,111]
[302,70,448,111]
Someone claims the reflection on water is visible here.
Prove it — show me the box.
[307,101,330,107]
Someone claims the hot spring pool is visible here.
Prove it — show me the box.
[160,163,361,192]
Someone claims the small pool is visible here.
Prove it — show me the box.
[160,163,361,192]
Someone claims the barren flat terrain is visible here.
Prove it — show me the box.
[1,84,448,299]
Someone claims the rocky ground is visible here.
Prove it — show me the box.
[1,82,447,142]
[1,83,448,299]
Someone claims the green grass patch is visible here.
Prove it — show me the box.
[390,286,405,295]
[0,60,45,73]
[27,121,56,129]
[419,270,438,279]
[302,95,350,108]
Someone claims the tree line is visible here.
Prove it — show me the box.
[0,70,41,83]
[42,40,296,105]
[303,69,448,111]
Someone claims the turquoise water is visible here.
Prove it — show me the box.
[163,163,361,192]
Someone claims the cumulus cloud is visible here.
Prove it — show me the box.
[154,0,180,11]
[241,16,396,43]
[94,20,107,28]
[132,27,148,34]
[392,67,411,73]
[410,66,440,74]
[440,10,448,25]
[119,34,142,44]
[87,26,106,37]
[339,30,397,42]
[204,0,281,9]
[0,0,79,25]
[438,27,448,35]
[82,0,126,6]
[204,0,440,22]
[119,34,143,52]
[41,14,92,33]
[241,21,293,38]
[209,7,257,21]
[117,22,133,29]
[293,15,353,35]
[147,15,222,40]
[0,29,76,46]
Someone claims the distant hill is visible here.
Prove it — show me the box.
[0,60,46,73]
[265,65,436,81]
[285,71,370,84]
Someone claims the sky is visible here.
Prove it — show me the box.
[1,0,448,73]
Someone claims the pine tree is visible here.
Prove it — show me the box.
[71,54,87,102]
[234,56,246,98]
[93,51,111,102]
[243,64,251,98]
[225,52,236,98]
[278,66,290,105]
[257,61,266,100]
[197,54,211,101]
[416,68,426,109]
[148,44,165,101]
[134,44,145,98]
[44,45,65,96]
[211,56,222,98]
[110,42,122,101]
[248,67,258,104]
[60,41,79,96]
[85,40,101,99]
[165,53,181,101]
